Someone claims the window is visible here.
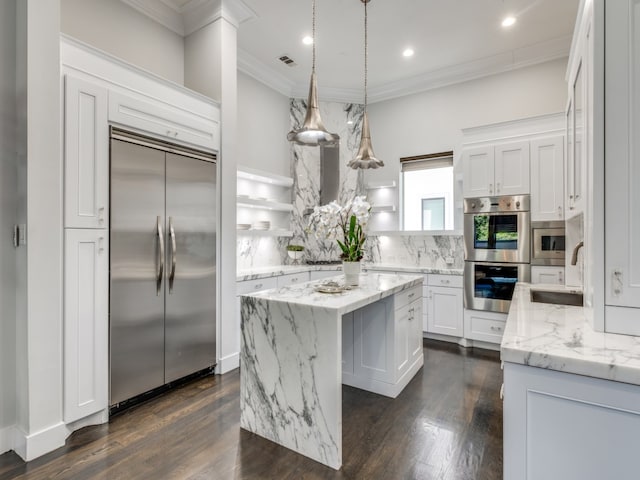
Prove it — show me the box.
[401,152,454,231]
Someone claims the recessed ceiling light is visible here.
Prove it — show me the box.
[302,36,313,45]
[402,48,415,58]
[502,16,517,28]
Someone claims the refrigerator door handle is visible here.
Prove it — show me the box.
[169,217,176,293]
[156,215,164,296]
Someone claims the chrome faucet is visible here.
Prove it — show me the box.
[570,241,584,266]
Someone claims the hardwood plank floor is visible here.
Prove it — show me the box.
[0,340,503,480]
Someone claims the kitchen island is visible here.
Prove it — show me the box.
[240,273,424,469]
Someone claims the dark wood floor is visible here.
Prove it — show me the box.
[0,340,503,480]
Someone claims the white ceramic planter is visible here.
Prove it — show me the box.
[288,250,304,263]
[342,261,361,286]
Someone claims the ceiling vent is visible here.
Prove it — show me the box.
[278,55,297,67]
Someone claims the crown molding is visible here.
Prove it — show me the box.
[120,0,256,36]
[240,35,571,105]
[237,48,295,97]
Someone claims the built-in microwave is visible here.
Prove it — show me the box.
[531,221,565,266]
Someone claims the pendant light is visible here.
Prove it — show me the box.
[348,0,383,169]
[287,0,340,146]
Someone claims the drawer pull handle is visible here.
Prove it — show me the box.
[255,283,263,289]
[408,293,415,298]
[441,279,450,284]
[490,326,503,332]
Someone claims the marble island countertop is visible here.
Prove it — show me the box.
[501,283,640,386]
[237,263,463,282]
[241,273,423,315]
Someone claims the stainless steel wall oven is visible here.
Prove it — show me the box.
[464,195,531,313]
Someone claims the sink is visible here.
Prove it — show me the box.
[530,289,584,306]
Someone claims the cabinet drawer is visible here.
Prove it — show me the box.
[467,315,506,344]
[237,276,278,295]
[395,285,422,310]
[108,91,218,151]
[428,274,463,288]
[277,272,310,288]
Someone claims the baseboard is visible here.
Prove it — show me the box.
[423,332,464,345]
[342,355,424,399]
[470,340,501,352]
[13,421,67,462]
[66,409,109,434]
[0,425,15,455]
[216,352,239,374]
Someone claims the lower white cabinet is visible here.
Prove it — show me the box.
[463,309,507,344]
[426,286,463,337]
[531,266,565,285]
[504,362,640,480]
[64,229,109,422]
[342,286,424,398]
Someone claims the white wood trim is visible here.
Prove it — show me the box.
[0,426,15,455]
[216,352,239,374]
[13,422,68,462]
[342,354,423,398]
[461,112,565,146]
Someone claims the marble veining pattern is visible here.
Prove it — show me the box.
[365,234,464,269]
[240,274,422,469]
[501,283,640,386]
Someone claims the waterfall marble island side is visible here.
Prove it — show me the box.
[240,273,424,470]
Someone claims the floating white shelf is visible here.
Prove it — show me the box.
[237,197,294,212]
[236,229,293,237]
[366,180,397,189]
[371,204,397,213]
[237,166,294,187]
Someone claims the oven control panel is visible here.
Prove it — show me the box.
[463,195,530,213]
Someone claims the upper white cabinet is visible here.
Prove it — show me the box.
[108,91,219,151]
[462,141,530,198]
[494,141,530,196]
[64,75,109,229]
[530,136,564,221]
[604,0,640,331]
[566,61,587,218]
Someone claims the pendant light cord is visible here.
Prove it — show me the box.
[312,0,317,74]
[364,0,368,111]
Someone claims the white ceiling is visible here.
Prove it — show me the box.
[131,0,581,103]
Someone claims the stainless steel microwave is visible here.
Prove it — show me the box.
[531,221,565,266]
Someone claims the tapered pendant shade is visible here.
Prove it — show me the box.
[287,0,339,147]
[287,72,340,146]
[348,112,383,169]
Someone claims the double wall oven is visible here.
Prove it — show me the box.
[464,195,531,313]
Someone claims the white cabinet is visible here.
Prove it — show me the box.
[530,136,564,221]
[342,285,424,398]
[426,286,463,337]
[277,271,310,288]
[463,309,507,344]
[566,61,586,218]
[63,229,109,422]
[503,362,640,480]
[463,141,529,197]
[531,266,565,285]
[64,75,109,229]
[108,91,219,151]
[604,0,640,330]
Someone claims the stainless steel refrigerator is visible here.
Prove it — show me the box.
[109,129,217,406]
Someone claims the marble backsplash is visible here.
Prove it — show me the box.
[236,99,464,272]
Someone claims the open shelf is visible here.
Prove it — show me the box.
[371,204,397,213]
[237,166,293,187]
[237,197,294,212]
[236,229,293,237]
[366,180,397,189]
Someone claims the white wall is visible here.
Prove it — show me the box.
[60,0,184,84]
[0,0,17,454]
[365,58,569,228]
[237,72,290,177]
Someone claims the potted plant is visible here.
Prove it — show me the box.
[307,196,371,285]
[286,244,305,264]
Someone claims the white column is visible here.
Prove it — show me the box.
[14,0,66,461]
[184,2,239,373]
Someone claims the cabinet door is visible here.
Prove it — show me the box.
[342,312,354,376]
[408,298,423,363]
[494,141,530,195]
[353,296,394,384]
[64,229,108,422]
[394,302,411,378]
[463,309,507,344]
[605,0,640,316]
[531,266,565,285]
[462,146,494,197]
[427,287,463,337]
[64,76,108,229]
[531,136,565,221]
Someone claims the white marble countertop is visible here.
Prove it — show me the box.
[241,273,423,316]
[237,263,462,282]
[501,283,640,386]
